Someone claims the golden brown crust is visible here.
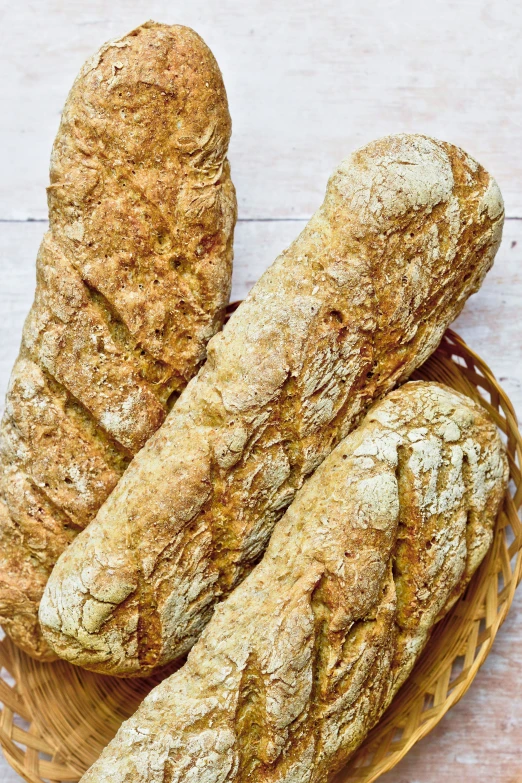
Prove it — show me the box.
[78,382,508,783]
[40,134,503,675]
[0,21,236,659]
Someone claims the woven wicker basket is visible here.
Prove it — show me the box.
[0,329,520,783]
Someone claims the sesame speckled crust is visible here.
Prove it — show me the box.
[79,382,508,783]
[40,134,504,676]
[0,21,236,659]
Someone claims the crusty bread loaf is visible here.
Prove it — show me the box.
[0,21,236,659]
[40,134,504,676]
[79,382,508,783]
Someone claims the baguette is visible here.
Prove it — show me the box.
[79,382,508,782]
[0,21,236,659]
[40,134,504,675]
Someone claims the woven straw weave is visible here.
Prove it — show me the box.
[0,329,520,783]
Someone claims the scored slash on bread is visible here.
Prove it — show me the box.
[78,382,508,783]
[0,21,236,659]
[40,134,504,676]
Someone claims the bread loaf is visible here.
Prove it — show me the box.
[40,134,504,675]
[79,382,508,782]
[0,21,236,659]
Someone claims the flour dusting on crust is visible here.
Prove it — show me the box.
[79,382,507,782]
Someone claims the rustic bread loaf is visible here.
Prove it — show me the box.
[79,382,508,783]
[0,21,236,659]
[40,134,504,676]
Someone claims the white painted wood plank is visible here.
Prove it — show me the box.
[0,223,39,400]
[0,760,28,783]
[1,0,522,222]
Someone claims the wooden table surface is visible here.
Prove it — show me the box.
[0,1,521,781]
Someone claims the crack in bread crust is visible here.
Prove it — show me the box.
[0,21,236,659]
[40,134,504,675]
[78,382,508,783]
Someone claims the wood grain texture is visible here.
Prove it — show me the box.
[0,0,521,779]
[1,0,522,220]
